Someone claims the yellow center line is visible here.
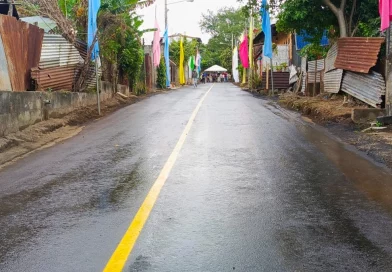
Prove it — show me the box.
[103,84,215,272]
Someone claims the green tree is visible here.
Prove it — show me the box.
[97,0,154,90]
[239,0,379,38]
[156,57,167,89]
[276,0,378,38]
[199,7,247,73]
[169,37,200,66]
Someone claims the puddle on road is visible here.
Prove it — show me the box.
[0,144,147,265]
[296,122,392,210]
[265,103,392,212]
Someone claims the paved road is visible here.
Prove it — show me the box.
[1,83,392,272]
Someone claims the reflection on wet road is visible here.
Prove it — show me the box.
[1,83,392,271]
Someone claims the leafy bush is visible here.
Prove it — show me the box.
[157,57,167,89]
[134,81,146,96]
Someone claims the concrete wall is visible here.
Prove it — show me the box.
[0,81,120,137]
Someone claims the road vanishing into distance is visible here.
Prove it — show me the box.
[1,83,392,271]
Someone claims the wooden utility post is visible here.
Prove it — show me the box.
[313,59,317,97]
[8,0,13,16]
[387,24,392,116]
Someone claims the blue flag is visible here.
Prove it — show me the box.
[88,0,100,60]
[260,0,272,59]
[164,28,171,88]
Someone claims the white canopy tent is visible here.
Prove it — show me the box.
[204,65,227,72]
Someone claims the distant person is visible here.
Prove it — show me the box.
[192,69,198,88]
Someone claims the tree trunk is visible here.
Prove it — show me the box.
[323,0,348,38]
[337,9,347,37]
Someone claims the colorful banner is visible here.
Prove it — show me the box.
[232,47,240,83]
[239,32,249,68]
[249,16,254,70]
[152,19,161,67]
[179,37,185,85]
[164,28,170,88]
[261,0,273,59]
[87,0,100,60]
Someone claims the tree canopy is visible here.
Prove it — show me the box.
[199,7,248,72]
[237,0,380,39]
[276,0,379,39]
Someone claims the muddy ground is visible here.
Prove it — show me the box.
[278,92,392,169]
[0,91,164,168]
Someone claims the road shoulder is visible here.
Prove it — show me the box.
[0,91,168,169]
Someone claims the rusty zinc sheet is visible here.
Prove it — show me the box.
[341,71,385,108]
[31,66,78,91]
[0,14,44,91]
[325,43,338,72]
[74,39,87,59]
[261,72,290,89]
[335,37,384,73]
[324,69,343,93]
[31,34,85,91]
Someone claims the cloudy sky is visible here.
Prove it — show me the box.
[137,0,241,44]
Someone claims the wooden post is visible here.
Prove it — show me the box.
[266,63,269,92]
[313,59,317,97]
[270,58,274,96]
[8,0,13,16]
[387,23,392,116]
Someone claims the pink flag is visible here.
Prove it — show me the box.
[153,19,161,67]
[239,33,249,68]
[380,0,392,31]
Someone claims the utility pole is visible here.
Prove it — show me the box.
[7,0,13,16]
[165,0,168,30]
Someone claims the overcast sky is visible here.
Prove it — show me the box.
[137,0,241,44]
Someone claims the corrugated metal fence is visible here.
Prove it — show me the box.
[301,38,386,107]
[31,34,100,91]
[341,71,385,108]
[335,37,384,73]
[0,14,43,91]
[324,43,343,94]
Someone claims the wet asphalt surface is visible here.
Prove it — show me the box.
[1,83,392,272]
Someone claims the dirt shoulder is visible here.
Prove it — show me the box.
[278,93,392,169]
[0,91,164,169]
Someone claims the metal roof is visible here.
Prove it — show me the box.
[39,34,83,69]
[32,34,102,92]
[341,71,385,108]
[31,34,83,91]
[20,16,57,33]
[335,37,384,73]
